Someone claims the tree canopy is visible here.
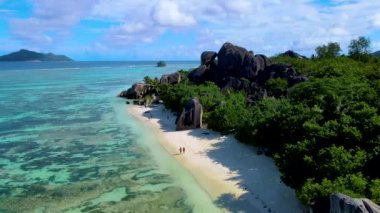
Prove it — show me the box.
[315,42,341,59]
[348,36,371,61]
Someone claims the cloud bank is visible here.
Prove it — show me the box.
[3,0,380,59]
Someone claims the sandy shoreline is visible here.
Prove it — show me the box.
[126,104,303,213]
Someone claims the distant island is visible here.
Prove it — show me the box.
[156,61,166,67]
[0,49,73,61]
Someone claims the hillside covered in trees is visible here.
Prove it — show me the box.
[121,37,380,211]
[0,49,73,61]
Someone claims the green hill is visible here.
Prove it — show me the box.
[0,49,73,61]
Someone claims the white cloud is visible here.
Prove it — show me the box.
[373,42,380,51]
[330,0,359,5]
[103,22,164,46]
[329,27,350,37]
[223,0,253,14]
[191,0,380,56]
[10,18,54,45]
[92,0,198,51]
[5,0,380,58]
[371,13,380,28]
[92,0,152,21]
[151,0,196,27]
[9,0,96,45]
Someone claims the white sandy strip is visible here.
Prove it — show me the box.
[127,104,304,213]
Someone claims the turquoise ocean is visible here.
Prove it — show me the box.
[0,61,221,212]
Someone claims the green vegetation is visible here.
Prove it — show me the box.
[315,42,341,59]
[265,78,288,97]
[348,36,372,62]
[159,81,224,121]
[155,37,380,206]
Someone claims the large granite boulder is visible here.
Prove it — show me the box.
[221,77,243,92]
[279,50,307,59]
[253,54,271,77]
[160,72,181,85]
[188,63,217,85]
[186,42,307,101]
[256,64,286,86]
[176,98,203,131]
[217,43,271,81]
[188,51,218,85]
[240,51,256,79]
[201,51,217,65]
[330,193,380,213]
[118,83,156,99]
[217,42,249,79]
[256,63,307,86]
[221,77,251,93]
[239,54,271,80]
[188,65,209,84]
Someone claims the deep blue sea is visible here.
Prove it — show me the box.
[0,61,220,212]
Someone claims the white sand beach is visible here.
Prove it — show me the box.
[127,104,304,213]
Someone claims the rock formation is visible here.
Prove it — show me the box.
[221,77,250,93]
[188,51,218,85]
[201,51,217,65]
[176,98,203,131]
[279,50,307,59]
[187,42,307,101]
[256,64,302,86]
[118,83,156,99]
[160,72,182,84]
[119,42,308,106]
[156,61,166,67]
[217,42,252,79]
[188,65,210,84]
[253,54,271,77]
[330,193,380,213]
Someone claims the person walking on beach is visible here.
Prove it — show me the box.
[183,147,185,154]
[179,147,182,154]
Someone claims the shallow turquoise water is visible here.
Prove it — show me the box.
[0,61,220,212]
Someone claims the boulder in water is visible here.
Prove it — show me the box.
[157,61,166,67]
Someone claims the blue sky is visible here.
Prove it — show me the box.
[0,0,380,60]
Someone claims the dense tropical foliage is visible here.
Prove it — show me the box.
[152,37,380,207]
[315,42,341,59]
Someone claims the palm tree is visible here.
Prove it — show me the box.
[144,95,153,107]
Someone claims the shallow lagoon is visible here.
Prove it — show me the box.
[0,61,219,212]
